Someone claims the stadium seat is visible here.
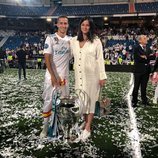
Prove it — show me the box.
[53,4,129,16]
[0,4,50,16]
[135,2,158,13]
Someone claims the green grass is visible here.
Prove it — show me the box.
[0,68,158,158]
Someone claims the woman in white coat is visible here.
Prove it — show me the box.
[70,16,107,141]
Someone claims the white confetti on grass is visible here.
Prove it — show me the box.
[126,73,142,158]
[0,69,149,157]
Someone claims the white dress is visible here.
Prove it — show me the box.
[70,36,107,114]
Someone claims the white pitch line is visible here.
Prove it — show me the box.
[126,73,142,158]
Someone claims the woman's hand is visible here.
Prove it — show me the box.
[99,79,106,87]
[51,75,59,87]
[57,77,66,86]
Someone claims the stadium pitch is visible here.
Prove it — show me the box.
[0,69,158,158]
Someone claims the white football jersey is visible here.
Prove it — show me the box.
[44,33,71,79]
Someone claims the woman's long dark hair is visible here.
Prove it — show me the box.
[77,16,96,43]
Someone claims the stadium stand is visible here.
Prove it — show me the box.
[135,2,158,13]
[106,39,135,48]
[2,35,41,50]
[0,2,158,17]
[53,4,129,16]
[0,0,45,6]
[0,1,157,69]
[0,4,51,16]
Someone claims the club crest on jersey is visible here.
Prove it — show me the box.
[54,37,59,44]
[44,43,49,49]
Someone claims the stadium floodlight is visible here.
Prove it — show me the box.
[15,0,35,5]
[104,17,108,21]
[15,0,20,2]
[0,15,6,18]
[46,18,52,22]
[138,13,156,16]
[113,14,137,17]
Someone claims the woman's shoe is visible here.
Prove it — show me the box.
[153,98,157,104]
[73,135,82,143]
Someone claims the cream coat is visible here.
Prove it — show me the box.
[70,36,107,114]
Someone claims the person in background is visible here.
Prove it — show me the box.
[16,44,27,81]
[37,58,42,69]
[150,50,158,104]
[0,47,7,70]
[132,35,155,107]
[70,16,107,141]
[40,16,71,138]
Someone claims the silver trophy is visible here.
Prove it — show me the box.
[49,88,88,142]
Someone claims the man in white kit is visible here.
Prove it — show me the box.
[40,16,71,138]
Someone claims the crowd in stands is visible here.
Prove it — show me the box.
[0,27,158,69]
[98,27,157,65]
[0,30,15,37]
[0,30,47,69]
